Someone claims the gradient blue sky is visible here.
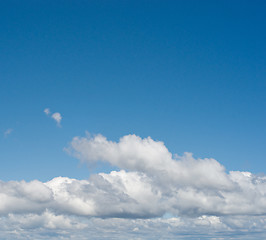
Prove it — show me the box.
[1,0,266,182]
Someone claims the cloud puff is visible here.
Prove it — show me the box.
[44,108,50,115]
[51,112,62,126]
[44,108,62,126]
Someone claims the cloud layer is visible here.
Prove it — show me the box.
[1,133,266,238]
[2,211,266,240]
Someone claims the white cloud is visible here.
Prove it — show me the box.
[44,108,50,115]
[4,128,13,137]
[68,134,233,190]
[51,112,62,126]
[1,132,266,238]
[1,212,266,239]
[0,168,264,220]
[44,108,62,126]
[1,133,266,218]
[67,133,266,216]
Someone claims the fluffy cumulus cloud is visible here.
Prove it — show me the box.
[1,133,266,239]
[68,134,266,216]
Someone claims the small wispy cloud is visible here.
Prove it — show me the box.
[51,112,62,126]
[44,108,62,127]
[4,128,13,137]
[44,108,51,115]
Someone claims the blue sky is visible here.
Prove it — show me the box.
[1,1,266,239]
[1,0,266,181]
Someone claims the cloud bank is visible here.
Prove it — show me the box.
[1,133,266,238]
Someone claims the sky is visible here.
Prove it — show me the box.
[1,0,266,239]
